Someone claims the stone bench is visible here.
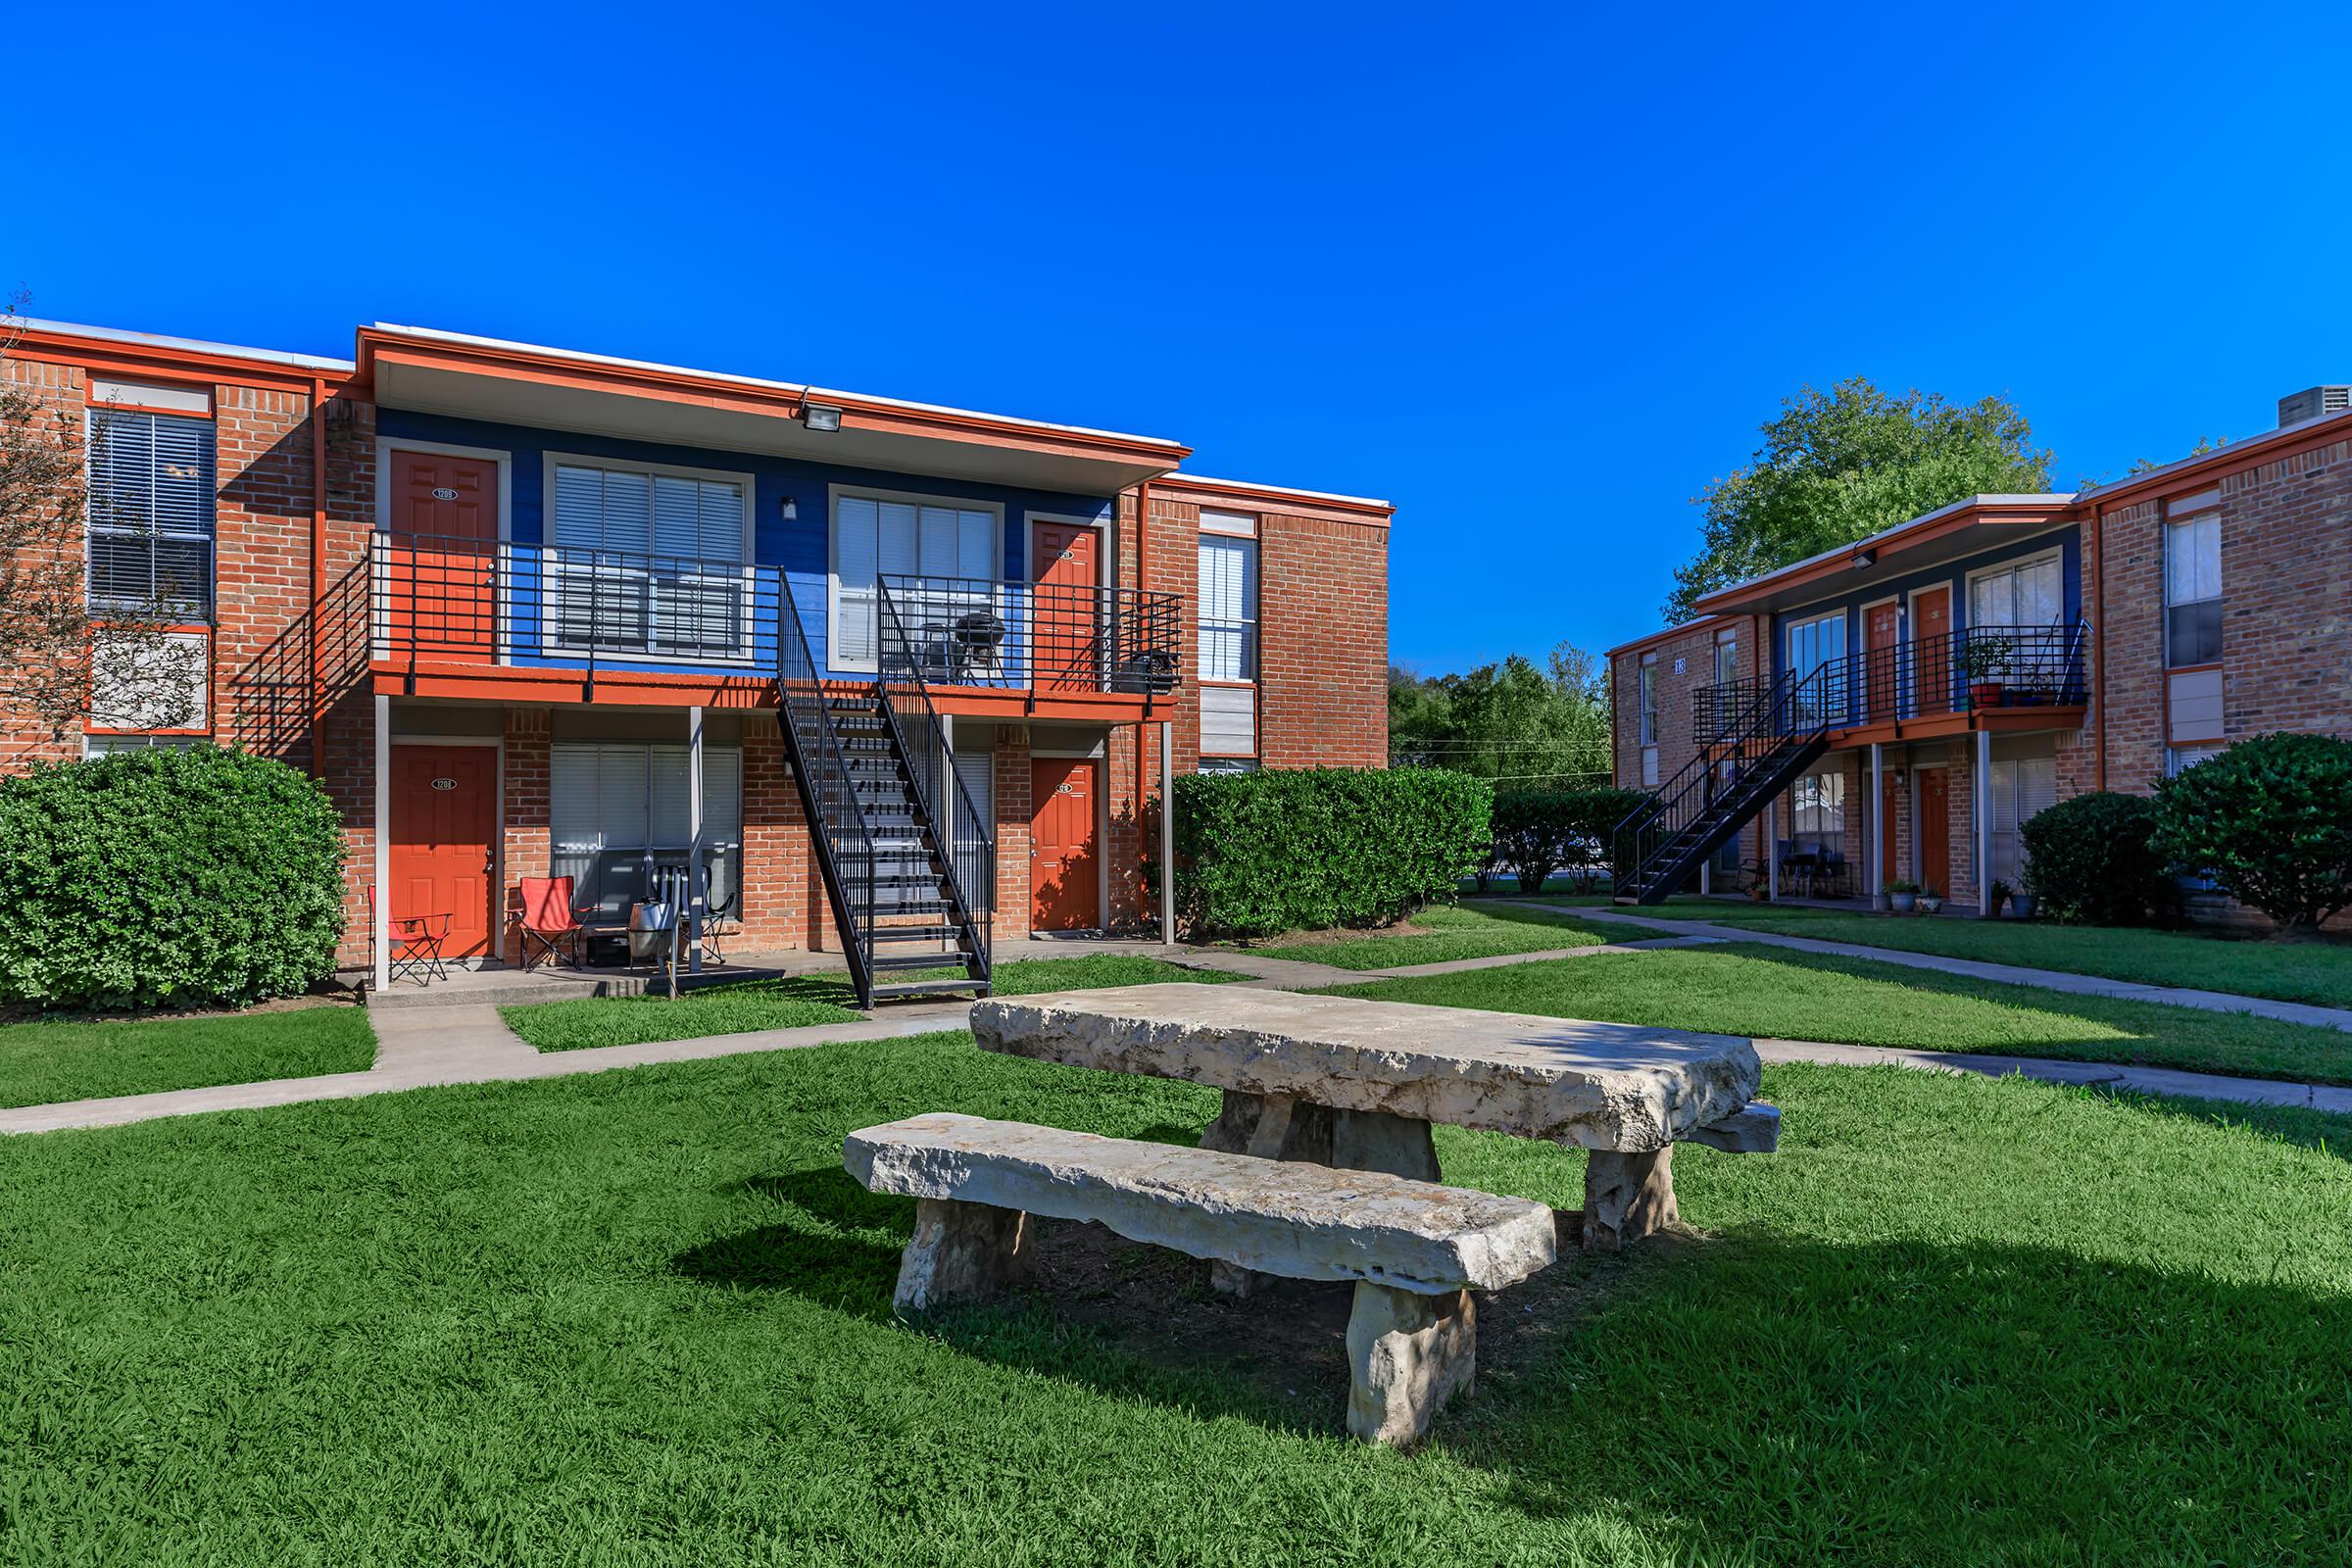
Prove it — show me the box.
[844,1111,1558,1446]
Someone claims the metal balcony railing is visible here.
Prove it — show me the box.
[872,573,1182,701]
[1693,623,2090,743]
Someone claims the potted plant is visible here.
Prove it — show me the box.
[1958,632,2015,710]
[1984,878,2012,919]
[1886,879,1919,913]
[1919,885,1944,914]
[2008,887,2039,919]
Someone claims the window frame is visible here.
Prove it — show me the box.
[1638,653,1659,747]
[826,483,1004,674]
[85,406,220,622]
[1963,547,2066,631]
[539,452,758,667]
[2162,508,2223,670]
[1197,532,1260,684]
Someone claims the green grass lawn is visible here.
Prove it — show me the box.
[1254,902,1669,971]
[0,1004,376,1110]
[0,1035,2344,1563]
[1334,941,2352,1085]
[1509,894,2352,1010]
[502,955,1233,1052]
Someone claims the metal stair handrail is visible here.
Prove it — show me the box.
[775,574,879,1004]
[876,578,995,984]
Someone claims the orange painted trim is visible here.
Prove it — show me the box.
[7,327,352,395]
[1605,614,1736,662]
[929,687,1160,722]
[1152,474,1395,525]
[2077,407,2352,512]
[86,394,216,418]
[355,331,1191,468]
[370,661,776,709]
[1820,706,2088,750]
[1691,503,2076,615]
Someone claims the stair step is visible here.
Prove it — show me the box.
[871,950,975,971]
[870,978,990,1002]
[872,924,972,946]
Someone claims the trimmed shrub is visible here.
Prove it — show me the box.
[2018,791,2174,925]
[1492,786,1652,894]
[1172,767,1491,938]
[0,745,348,1008]
[2155,732,2352,934]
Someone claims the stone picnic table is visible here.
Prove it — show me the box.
[970,983,1776,1253]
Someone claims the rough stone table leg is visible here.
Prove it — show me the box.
[1346,1282,1476,1446]
[1581,1146,1680,1250]
[894,1197,1029,1314]
[1203,1092,1334,1297]
[1331,1108,1441,1182]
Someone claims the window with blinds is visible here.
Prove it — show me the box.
[1987,754,2057,890]
[548,463,750,659]
[952,745,995,911]
[1198,536,1258,681]
[549,743,745,910]
[2164,514,2222,667]
[1969,554,2063,629]
[86,410,216,617]
[832,494,997,668]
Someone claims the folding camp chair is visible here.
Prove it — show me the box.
[366,885,452,985]
[516,875,585,970]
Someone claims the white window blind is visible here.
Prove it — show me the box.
[1638,657,1658,746]
[549,464,747,657]
[550,743,745,907]
[1198,536,1258,681]
[952,746,994,911]
[2165,515,2222,666]
[1969,556,2063,629]
[1987,755,2057,890]
[832,494,996,666]
[87,410,216,615]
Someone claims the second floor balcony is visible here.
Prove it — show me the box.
[1696,622,2090,745]
[369,531,1183,711]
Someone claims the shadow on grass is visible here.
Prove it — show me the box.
[673,1188,2348,1558]
[2083,1083,2352,1161]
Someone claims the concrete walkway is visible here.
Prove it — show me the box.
[7,923,2350,1138]
[1510,901,2352,1034]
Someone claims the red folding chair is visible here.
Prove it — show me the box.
[516,875,586,970]
[366,886,452,985]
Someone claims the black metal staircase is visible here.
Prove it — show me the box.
[773,577,991,1006]
[1610,664,1837,906]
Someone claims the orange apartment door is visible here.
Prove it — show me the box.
[1030,757,1100,930]
[386,450,500,657]
[1912,587,1952,715]
[389,744,498,960]
[1030,521,1101,693]
[1864,602,1901,720]
[1917,766,1951,895]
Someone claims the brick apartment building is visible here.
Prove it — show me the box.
[1608,389,2352,921]
[1,318,1392,1000]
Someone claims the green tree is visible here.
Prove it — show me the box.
[1388,641,1610,785]
[1665,378,2053,623]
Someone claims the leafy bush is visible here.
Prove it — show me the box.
[0,745,348,1008]
[2156,733,2352,934]
[1491,786,1651,894]
[1172,767,1491,938]
[2018,791,2173,925]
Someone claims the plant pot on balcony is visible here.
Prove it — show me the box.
[1969,681,2005,708]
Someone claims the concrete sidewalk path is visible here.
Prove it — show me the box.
[1508,902,2352,1034]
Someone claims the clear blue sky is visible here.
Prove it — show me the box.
[11,2,2349,673]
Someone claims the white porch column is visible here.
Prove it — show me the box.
[687,706,707,973]
[1869,742,1885,903]
[1975,725,1992,912]
[1158,719,1175,946]
[372,693,391,992]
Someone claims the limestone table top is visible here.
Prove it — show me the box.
[971,984,1761,1152]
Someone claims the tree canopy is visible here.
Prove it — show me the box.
[1389,641,1610,785]
[1664,378,2053,623]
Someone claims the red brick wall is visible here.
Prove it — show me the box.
[992,725,1033,937]
[499,709,551,964]
[1258,508,1389,769]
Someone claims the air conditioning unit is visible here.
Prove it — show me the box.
[2278,385,2352,426]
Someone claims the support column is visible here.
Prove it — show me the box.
[1765,797,1780,903]
[1157,718,1175,946]
[372,693,391,992]
[1975,725,1992,913]
[1583,1146,1680,1249]
[1870,742,1885,903]
[687,706,706,972]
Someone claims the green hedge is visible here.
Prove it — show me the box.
[2018,791,2175,925]
[2156,733,2352,933]
[1171,767,1491,938]
[0,745,348,1009]
[1491,786,1652,894]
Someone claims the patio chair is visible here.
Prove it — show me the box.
[702,881,740,963]
[365,885,451,985]
[516,875,586,970]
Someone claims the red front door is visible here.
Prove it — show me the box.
[1917,767,1951,896]
[1030,521,1101,692]
[1030,757,1100,931]
[389,745,498,960]
[1865,602,1901,720]
[385,450,500,657]
[1913,587,1952,715]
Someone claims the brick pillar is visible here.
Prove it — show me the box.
[1104,722,1144,929]
[994,725,1033,939]
[501,708,551,962]
[740,717,808,953]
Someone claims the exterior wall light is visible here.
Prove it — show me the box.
[779,498,799,522]
[1852,548,1877,568]
[802,402,844,432]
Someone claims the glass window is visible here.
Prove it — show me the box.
[2166,514,2222,667]
[1969,554,2064,629]
[87,410,216,618]
[1638,656,1658,746]
[1198,536,1259,681]
[832,494,997,667]
[1713,629,1739,687]
[1986,755,2057,890]
[550,743,745,914]
[1786,612,1846,719]
[549,463,748,659]
[1197,757,1259,775]
[1790,769,1845,849]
